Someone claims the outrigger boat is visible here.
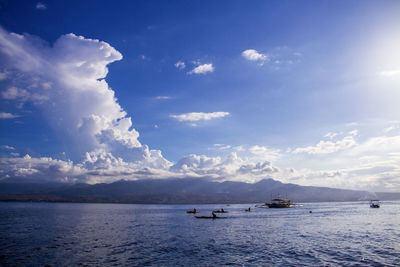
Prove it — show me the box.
[212,208,228,213]
[256,198,294,208]
[370,200,380,208]
[195,211,227,219]
[186,208,199,214]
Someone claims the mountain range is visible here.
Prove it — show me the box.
[0,178,399,204]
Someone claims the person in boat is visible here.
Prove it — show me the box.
[246,207,251,211]
[193,208,197,213]
[212,211,217,218]
[221,208,225,213]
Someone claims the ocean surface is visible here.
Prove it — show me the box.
[0,201,399,266]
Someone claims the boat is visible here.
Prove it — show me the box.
[256,198,294,208]
[370,200,380,208]
[212,209,228,213]
[195,216,227,219]
[186,209,199,214]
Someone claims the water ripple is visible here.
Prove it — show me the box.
[0,201,399,266]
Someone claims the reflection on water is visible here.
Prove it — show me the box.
[0,201,399,266]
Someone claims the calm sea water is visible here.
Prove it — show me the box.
[0,201,399,266]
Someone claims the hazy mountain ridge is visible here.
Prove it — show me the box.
[0,178,399,204]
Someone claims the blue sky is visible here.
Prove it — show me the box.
[1,0,400,191]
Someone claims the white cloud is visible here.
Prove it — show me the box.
[2,87,29,100]
[248,145,281,161]
[0,150,174,184]
[170,111,230,122]
[188,63,214,75]
[174,61,185,69]
[0,27,170,169]
[348,130,358,136]
[242,49,268,62]
[383,124,400,133]
[155,96,172,100]
[209,144,232,151]
[170,152,280,183]
[293,135,356,155]
[0,112,19,119]
[36,2,47,10]
[379,69,400,77]
[0,154,81,183]
[238,161,278,176]
[1,145,15,150]
[324,132,339,140]
[1,86,48,104]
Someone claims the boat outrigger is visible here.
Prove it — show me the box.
[370,200,380,208]
[195,215,227,219]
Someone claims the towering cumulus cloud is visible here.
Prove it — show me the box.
[0,27,171,182]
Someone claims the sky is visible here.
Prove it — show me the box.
[1,0,400,191]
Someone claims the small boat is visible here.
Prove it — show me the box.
[244,208,252,212]
[195,216,227,219]
[370,200,380,208]
[256,198,293,208]
[212,209,228,213]
[186,209,199,214]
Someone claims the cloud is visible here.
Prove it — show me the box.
[1,28,399,192]
[170,111,230,122]
[379,69,400,77]
[242,49,268,62]
[0,71,8,80]
[170,152,280,182]
[1,145,15,150]
[36,2,47,10]
[174,61,185,69]
[293,135,356,155]
[0,27,170,168]
[0,112,19,119]
[324,132,339,140]
[209,144,232,151]
[238,161,278,175]
[0,154,81,183]
[248,145,281,161]
[1,86,48,104]
[188,63,214,75]
[155,96,172,100]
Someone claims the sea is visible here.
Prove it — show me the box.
[0,201,399,266]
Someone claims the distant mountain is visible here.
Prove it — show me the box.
[0,178,399,204]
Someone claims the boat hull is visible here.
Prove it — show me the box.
[266,203,293,208]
